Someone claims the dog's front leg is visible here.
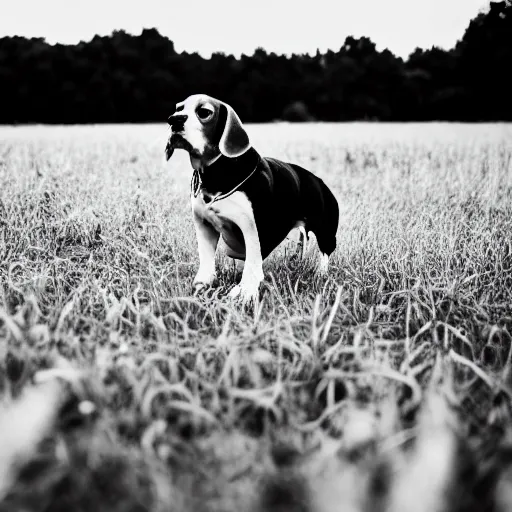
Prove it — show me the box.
[222,196,264,304]
[227,220,264,304]
[192,213,220,293]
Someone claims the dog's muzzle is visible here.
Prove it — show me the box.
[165,114,190,160]
[165,133,194,161]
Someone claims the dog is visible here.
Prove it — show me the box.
[165,94,339,304]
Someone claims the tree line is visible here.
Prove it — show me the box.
[0,0,510,124]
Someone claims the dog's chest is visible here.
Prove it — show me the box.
[191,190,245,254]
[192,190,225,230]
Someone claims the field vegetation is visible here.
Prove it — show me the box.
[1,122,512,511]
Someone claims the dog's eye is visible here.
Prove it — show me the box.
[197,107,213,120]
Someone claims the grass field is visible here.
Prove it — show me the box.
[1,122,512,511]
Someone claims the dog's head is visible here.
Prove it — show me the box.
[165,94,251,167]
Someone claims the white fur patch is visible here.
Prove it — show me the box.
[318,252,329,274]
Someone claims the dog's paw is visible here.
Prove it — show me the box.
[227,284,259,306]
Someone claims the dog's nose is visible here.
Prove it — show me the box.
[167,114,188,128]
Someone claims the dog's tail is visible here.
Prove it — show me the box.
[303,176,339,257]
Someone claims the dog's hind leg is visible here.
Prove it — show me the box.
[298,224,309,260]
[307,190,339,275]
[286,220,309,259]
[306,220,337,276]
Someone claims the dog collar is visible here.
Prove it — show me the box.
[191,158,260,204]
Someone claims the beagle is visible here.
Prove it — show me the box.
[166,94,339,304]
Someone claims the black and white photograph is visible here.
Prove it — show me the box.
[1,0,512,510]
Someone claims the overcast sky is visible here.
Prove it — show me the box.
[1,0,489,59]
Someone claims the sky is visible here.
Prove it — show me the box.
[1,0,490,59]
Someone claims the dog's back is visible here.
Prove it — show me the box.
[243,156,339,259]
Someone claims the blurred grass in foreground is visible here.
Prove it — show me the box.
[0,122,512,511]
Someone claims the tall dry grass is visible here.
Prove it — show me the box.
[0,122,512,511]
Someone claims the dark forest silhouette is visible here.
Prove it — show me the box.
[0,0,510,124]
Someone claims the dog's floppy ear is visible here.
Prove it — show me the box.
[218,103,250,158]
